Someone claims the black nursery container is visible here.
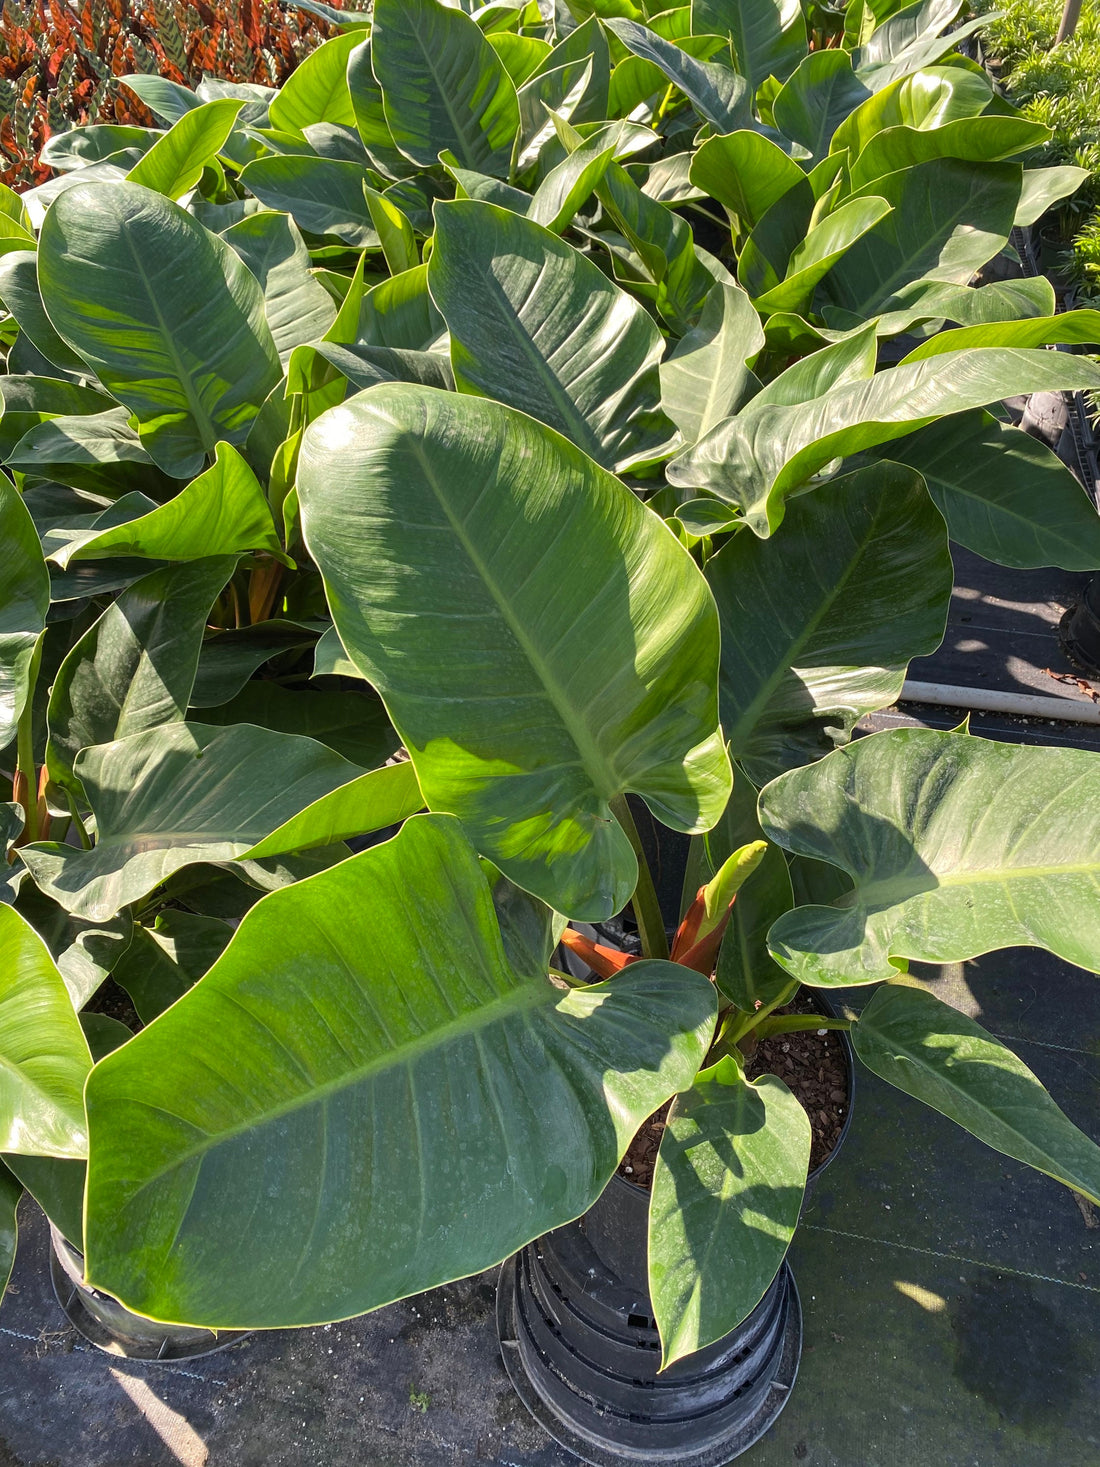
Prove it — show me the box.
[497,1174,802,1467]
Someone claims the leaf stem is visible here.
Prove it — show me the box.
[65,789,92,851]
[609,794,669,962]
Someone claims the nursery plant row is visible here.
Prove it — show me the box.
[1,0,1100,1459]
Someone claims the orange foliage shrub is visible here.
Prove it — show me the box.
[0,0,352,187]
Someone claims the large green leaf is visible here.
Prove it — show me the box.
[605,18,752,132]
[761,729,1100,986]
[689,131,805,234]
[11,880,131,1009]
[854,984,1100,1205]
[189,620,321,707]
[0,1161,19,1300]
[21,722,369,921]
[0,479,49,749]
[126,99,244,199]
[900,309,1100,362]
[649,1057,810,1366]
[0,251,89,377]
[372,0,520,178]
[660,283,764,444]
[706,463,951,784]
[752,195,893,314]
[299,385,731,920]
[55,442,282,567]
[0,905,92,1159]
[692,0,807,89]
[848,116,1050,190]
[820,159,1021,319]
[882,411,1100,571]
[0,375,116,462]
[268,31,360,136]
[830,62,992,161]
[241,761,423,857]
[238,156,379,247]
[38,183,282,478]
[83,814,717,1327]
[772,50,872,161]
[1015,165,1091,227]
[346,39,420,180]
[45,557,236,790]
[668,347,1100,536]
[6,407,177,500]
[223,212,337,362]
[428,200,673,471]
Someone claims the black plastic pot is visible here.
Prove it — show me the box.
[498,989,854,1464]
[498,1178,801,1467]
[49,1226,250,1361]
[1061,575,1100,678]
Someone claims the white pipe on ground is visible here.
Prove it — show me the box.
[900,679,1100,726]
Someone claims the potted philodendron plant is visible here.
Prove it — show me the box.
[2,0,1100,1455]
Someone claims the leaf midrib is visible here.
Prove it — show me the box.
[108,977,551,1197]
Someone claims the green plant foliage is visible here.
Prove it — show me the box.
[0,0,1096,1366]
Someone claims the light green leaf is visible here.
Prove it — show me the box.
[46,557,238,790]
[1015,166,1091,228]
[0,479,49,750]
[526,136,615,232]
[38,183,282,478]
[55,442,281,567]
[820,159,1021,318]
[660,282,764,443]
[238,156,379,247]
[10,882,131,1009]
[0,906,92,1159]
[6,408,176,500]
[854,984,1100,1205]
[605,18,752,132]
[119,73,202,125]
[752,195,893,314]
[689,131,806,233]
[83,814,717,1327]
[21,722,368,921]
[268,31,360,136]
[706,462,951,783]
[41,124,159,172]
[363,185,418,276]
[668,347,1100,536]
[849,116,1049,190]
[650,1057,810,1366]
[762,728,1100,985]
[692,0,808,89]
[356,263,444,349]
[882,411,1100,571]
[312,624,360,680]
[223,212,337,363]
[489,31,552,85]
[773,50,872,162]
[428,200,673,471]
[750,323,877,407]
[241,760,423,857]
[372,0,520,177]
[0,376,117,462]
[830,61,992,160]
[299,385,731,920]
[126,99,244,199]
[346,39,418,180]
[514,58,594,174]
[0,251,89,377]
[901,309,1100,362]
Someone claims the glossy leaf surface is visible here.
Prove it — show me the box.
[706,463,952,784]
[762,729,1100,985]
[0,906,92,1159]
[429,200,672,470]
[38,183,282,477]
[854,984,1100,1204]
[84,815,717,1327]
[650,1057,810,1365]
[0,479,49,749]
[299,385,731,919]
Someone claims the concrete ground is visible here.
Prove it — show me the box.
[2,553,1099,1467]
